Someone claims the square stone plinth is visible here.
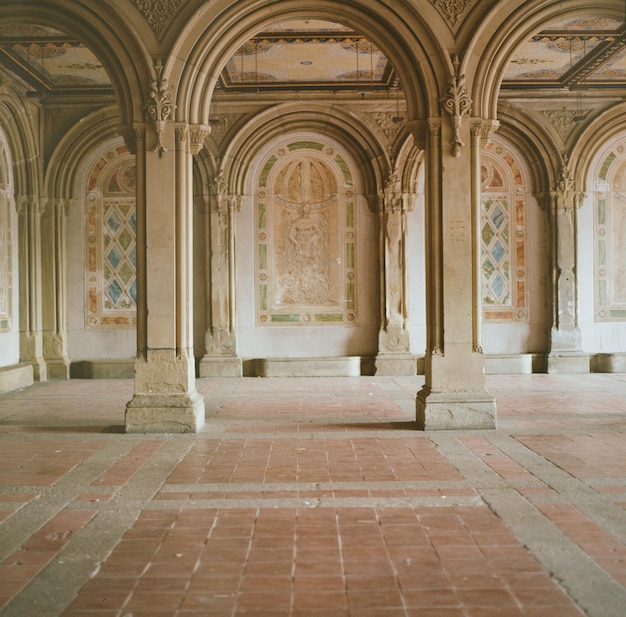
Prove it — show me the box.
[125,391,205,433]
[416,389,497,430]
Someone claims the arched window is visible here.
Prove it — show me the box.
[481,139,529,322]
[85,144,137,327]
[594,138,626,321]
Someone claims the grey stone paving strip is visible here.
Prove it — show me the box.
[1,437,195,617]
[138,495,484,509]
[155,479,524,493]
[487,432,626,545]
[481,487,626,617]
[432,432,626,617]
[0,438,140,562]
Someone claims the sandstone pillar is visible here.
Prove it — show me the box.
[125,66,205,432]
[17,197,47,381]
[548,166,587,372]
[41,199,71,378]
[409,76,497,428]
[198,172,242,377]
[375,170,416,375]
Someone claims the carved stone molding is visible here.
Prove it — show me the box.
[543,109,587,141]
[433,0,474,28]
[208,114,237,145]
[118,125,145,155]
[145,58,176,156]
[365,112,405,144]
[134,0,184,36]
[406,119,440,149]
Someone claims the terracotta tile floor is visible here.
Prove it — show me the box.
[0,374,626,616]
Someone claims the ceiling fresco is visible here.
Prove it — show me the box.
[501,17,626,89]
[0,15,624,96]
[220,20,394,91]
[0,24,110,93]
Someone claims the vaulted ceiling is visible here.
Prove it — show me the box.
[0,16,624,101]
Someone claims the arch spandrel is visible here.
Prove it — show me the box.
[166,0,448,126]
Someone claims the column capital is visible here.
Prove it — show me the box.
[470,118,500,146]
[189,124,211,154]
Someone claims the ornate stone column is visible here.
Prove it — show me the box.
[41,199,70,378]
[17,196,46,381]
[408,64,496,429]
[548,165,587,372]
[198,172,242,377]
[374,170,416,375]
[125,61,205,433]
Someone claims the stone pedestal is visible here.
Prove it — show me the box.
[126,350,204,433]
[198,355,242,377]
[374,353,416,376]
[416,387,497,430]
[547,352,589,374]
[126,391,204,433]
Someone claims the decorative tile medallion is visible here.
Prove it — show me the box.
[85,145,137,327]
[594,139,626,321]
[256,140,357,326]
[481,140,528,322]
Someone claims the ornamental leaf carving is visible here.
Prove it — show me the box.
[434,0,474,27]
[134,0,184,36]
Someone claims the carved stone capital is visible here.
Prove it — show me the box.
[189,124,211,154]
[470,118,500,146]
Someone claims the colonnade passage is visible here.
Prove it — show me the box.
[0,1,625,437]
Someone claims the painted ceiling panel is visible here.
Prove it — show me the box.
[0,15,624,95]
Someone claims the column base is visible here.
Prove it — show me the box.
[125,391,205,433]
[46,358,71,380]
[198,355,242,377]
[547,352,589,374]
[416,388,497,430]
[374,353,416,376]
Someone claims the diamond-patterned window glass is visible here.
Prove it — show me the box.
[0,131,13,334]
[481,141,528,322]
[255,140,357,326]
[85,144,137,327]
[594,139,626,321]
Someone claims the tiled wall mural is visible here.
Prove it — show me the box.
[595,140,626,321]
[481,141,528,322]
[256,141,357,325]
[0,136,12,334]
[85,145,137,327]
